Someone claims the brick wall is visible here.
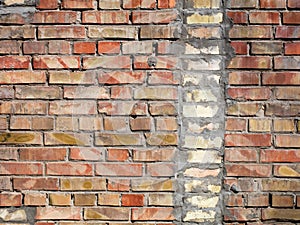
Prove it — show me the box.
[225,0,300,223]
[0,0,300,224]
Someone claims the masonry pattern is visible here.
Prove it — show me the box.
[0,0,300,224]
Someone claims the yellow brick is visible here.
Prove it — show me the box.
[274,119,295,132]
[194,0,220,8]
[249,119,271,132]
[187,13,222,24]
[49,193,71,206]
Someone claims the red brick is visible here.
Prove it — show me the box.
[228,56,271,69]
[130,117,151,131]
[247,193,269,207]
[20,148,67,161]
[62,0,94,9]
[123,0,140,8]
[249,12,280,24]
[262,72,300,85]
[276,26,300,38]
[0,13,25,24]
[261,149,300,162]
[285,42,300,55]
[0,40,20,54]
[0,26,35,39]
[49,101,97,115]
[224,208,259,221]
[225,149,257,162]
[227,11,248,24]
[283,12,300,24]
[46,163,93,176]
[132,207,174,221]
[158,0,175,8]
[288,0,300,8]
[134,56,178,69]
[225,118,247,131]
[98,41,120,54]
[16,86,61,99]
[132,11,177,24]
[0,162,43,175]
[95,163,143,176]
[107,148,129,161]
[266,103,300,116]
[275,87,300,100]
[0,193,21,206]
[228,87,271,100]
[122,194,144,206]
[226,164,271,177]
[33,11,77,24]
[37,0,58,9]
[36,207,81,220]
[74,42,96,54]
[229,72,260,85]
[0,148,17,160]
[272,194,294,207]
[225,194,244,206]
[230,41,247,54]
[98,71,145,84]
[111,86,132,99]
[260,0,285,8]
[38,26,86,39]
[225,134,271,147]
[0,56,30,69]
[82,11,129,24]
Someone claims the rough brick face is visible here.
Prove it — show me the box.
[1,0,299,224]
[225,0,300,223]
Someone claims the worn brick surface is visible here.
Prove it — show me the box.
[225,0,300,223]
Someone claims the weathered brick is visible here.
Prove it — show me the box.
[249,119,271,132]
[16,86,61,99]
[251,42,282,55]
[262,209,300,221]
[226,164,271,177]
[49,101,97,115]
[98,101,147,116]
[49,71,95,84]
[49,40,71,54]
[107,148,129,161]
[134,87,178,100]
[225,134,271,147]
[74,194,96,206]
[98,41,120,54]
[108,178,130,191]
[104,117,127,131]
[274,164,300,177]
[132,208,174,221]
[225,118,246,131]
[0,40,20,54]
[147,163,175,177]
[98,193,119,206]
[288,0,300,8]
[96,133,143,146]
[83,11,129,24]
[229,26,272,38]
[274,119,295,132]
[225,149,257,162]
[84,208,130,220]
[131,179,174,191]
[33,11,77,24]
[250,11,279,24]
[0,193,22,206]
[62,0,94,9]
[24,193,47,206]
[0,26,35,39]
[0,56,30,69]
[228,56,271,69]
[38,26,86,39]
[227,11,247,24]
[0,162,43,175]
[95,163,142,176]
[146,133,177,146]
[224,208,259,221]
[0,132,43,145]
[229,72,260,85]
[228,87,271,100]
[83,56,131,69]
[20,147,66,161]
[37,0,58,9]
[98,71,145,84]
[61,178,106,191]
[64,86,109,99]
[70,147,104,161]
[272,194,294,207]
[133,11,177,24]
[13,178,59,190]
[99,0,120,9]
[33,56,80,69]
[149,193,173,206]
[36,207,81,220]
[45,132,92,146]
[262,179,300,191]
[140,26,179,39]
[276,26,300,38]
[88,26,137,39]
[227,103,262,116]
[231,41,247,54]
[133,148,175,161]
[260,0,285,8]
[283,12,300,24]
[230,0,258,8]
[158,0,175,8]
[111,86,132,99]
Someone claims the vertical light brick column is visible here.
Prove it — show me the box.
[178,0,227,223]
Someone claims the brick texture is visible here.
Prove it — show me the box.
[225,0,300,223]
